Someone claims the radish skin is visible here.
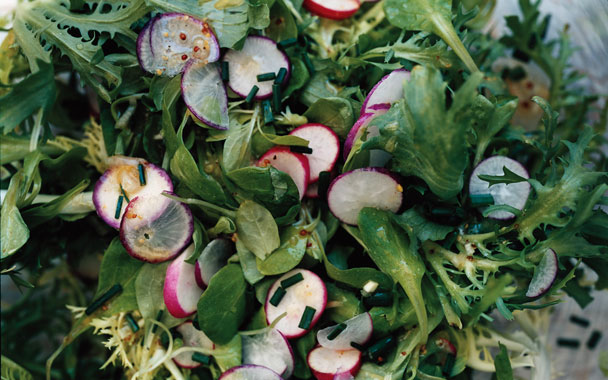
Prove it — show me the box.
[289,124,340,183]
[163,245,203,318]
[258,146,310,200]
[307,346,362,380]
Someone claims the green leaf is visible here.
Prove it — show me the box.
[471,95,518,166]
[197,264,249,344]
[282,58,310,99]
[22,179,90,228]
[236,239,264,285]
[222,118,255,172]
[135,262,185,328]
[248,1,270,29]
[256,225,308,275]
[1,172,30,259]
[494,342,514,380]
[1,355,33,380]
[394,208,454,242]
[213,334,242,372]
[235,200,280,260]
[303,97,354,138]
[266,0,298,41]
[477,166,528,186]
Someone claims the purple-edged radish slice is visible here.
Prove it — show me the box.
[289,124,340,183]
[343,110,391,167]
[469,156,531,220]
[219,365,282,380]
[317,313,373,350]
[307,347,362,380]
[526,248,558,298]
[265,269,327,339]
[303,0,360,20]
[93,156,173,229]
[173,321,216,368]
[163,244,202,318]
[182,61,229,130]
[361,69,410,116]
[136,18,157,74]
[327,168,403,225]
[148,13,220,77]
[120,193,193,263]
[258,146,310,200]
[242,328,295,378]
[194,238,233,289]
[223,36,290,100]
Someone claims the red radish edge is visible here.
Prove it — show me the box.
[307,346,362,380]
[163,244,203,318]
[289,123,340,183]
[258,146,310,200]
[526,248,558,298]
[361,69,410,116]
[303,0,360,20]
[316,312,373,350]
[181,60,229,130]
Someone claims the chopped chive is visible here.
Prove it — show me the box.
[138,164,146,186]
[281,272,304,288]
[269,286,286,307]
[317,171,331,199]
[557,338,580,348]
[508,66,526,81]
[278,38,297,49]
[221,61,229,81]
[120,185,130,203]
[363,292,392,307]
[85,284,122,315]
[114,195,124,219]
[586,330,602,349]
[350,341,365,351]
[263,100,274,124]
[192,352,211,365]
[126,313,139,333]
[246,85,259,103]
[327,323,347,340]
[569,315,590,327]
[290,145,313,154]
[302,53,315,74]
[151,310,163,333]
[257,72,277,81]
[470,193,494,206]
[272,84,282,111]
[298,306,316,330]
[275,67,287,84]
[366,336,395,361]
[442,354,455,375]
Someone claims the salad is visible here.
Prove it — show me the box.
[1,0,607,379]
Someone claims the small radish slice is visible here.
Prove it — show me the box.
[223,36,290,100]
[343,110,390,165]
[219,365,282,380]
[93,157,173,229]
[148,13,220,77]
[526,248,558,298]
[265,269,327,339]
[120,193,193,263]
[242,328,295,378]
[469,156,531,220]
[182,61,229,130]
[317,313,373,350]
[289,124,340,183]
[258,146,310,200]
[307,346,362,380]
[136,18,157,74]
[163,244,202,318]
[194,238,233,289]
[361,69,410,115]
[174,321,216,368]
[327,168,403,225]
[305,182,319,198]
[303,0,360,20]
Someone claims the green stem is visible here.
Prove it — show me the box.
[430,13,478,73]
[162,192,237,219]
[29,108,44,152]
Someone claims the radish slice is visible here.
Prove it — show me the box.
[343,111,391,167]
[194,238,233,289]
[174,321,215,368]
[147,13,220,77]
[163,244,203,318]
[93,157,173,229]
[361,69,410,116]
[317,313,373,350]
[303,0,360,20]
[265,269,327,339]
[305,182,319,198]
[219,365,282,380]
[120,193,193,263]
[327,168,403,225]
[289,124,340,183]
[223,36,290,100]
[307,346,362,380]
[242,328,295,378]
[526,248,558,298]
[136,18,156,74]
[258,146,310,200]
[469,156,531,220]
[182,61,229,130]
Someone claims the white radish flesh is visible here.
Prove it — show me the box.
[307,346,362,380]
[163,244,203,318]
[317,313,373,350]
[526,248,558,298]
[361,69,410,115]
[136,19,156,74]
[219,365,283,380]
[289,124,340,183]
[194,238,234,289]
[242,328,295,378]
[182,61,229,130]
[258,146,310,200]
[303,0,360,20]
[343,111,391,166]
[173,321,215,368]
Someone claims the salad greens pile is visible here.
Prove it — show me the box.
[1,0,607,379]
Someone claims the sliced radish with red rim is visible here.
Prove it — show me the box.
[93,157,173,229]
[223,36,290,100]
[182,61,229,129]
[317,313,373,350]
[136,18,156,74]
[361,69,410,115]
[327,168,403,225]
[258,146,310,200]
[163,244,202,318]
[265,269,327,339]
[469,156,531,220]
[219,365,282,380]
[119,193,193,263]
[303,0,360,20]
[526,248,558,298]
[242,328,295,378]
[194,238,233,289]
[307,346,362,380]
[173,321,216,368]
[289,124,340,183]
[343,110,391,167]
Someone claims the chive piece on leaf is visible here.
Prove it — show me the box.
[138,164,146,186]
[151,310,163,333]
[442,354,455,375]
[470,193,494,206]
[246,85,259,103]
[263,100,274,124]
[290,145,313,154]
[557,338,580,348]
[350,341,365,351]
[278,38,297,49]
[272,84,282,111]
[363,292,392,307]
[281,272,304,288]
[275,67,287,84]
[298,306,316,330]
[317,171,331,198]
[569,315,590,328]
[120,185,130,203]
[221,61,229,81]
[327,323,347,340]
[257,72,276,81]
[302,53,315,74]
[586,330,602,349]
[269,286,286,307]
[126,313,139,333]
[192,352,211,365]
[366,336,395,361]
[114,195,124,219]
[85,284,122,315]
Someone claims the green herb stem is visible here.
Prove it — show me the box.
[429,13,478,73]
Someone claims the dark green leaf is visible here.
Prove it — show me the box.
[235,200,280,260]
[256,225,308,275]
[477,166,528,186]
[304,97,354,138]
[494,342,514,380]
